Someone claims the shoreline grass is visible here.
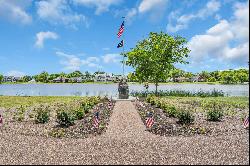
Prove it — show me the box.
[0,96,85,109]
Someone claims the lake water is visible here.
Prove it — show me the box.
[0,83,249,97]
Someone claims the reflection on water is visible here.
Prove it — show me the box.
[0,83,249,97]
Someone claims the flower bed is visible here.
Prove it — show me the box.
[134,96,249,137]
[0,96,115,139]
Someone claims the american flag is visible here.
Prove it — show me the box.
[117,21,124,38]
[243,116,249,128]
[0,114,3,127]
[146,112,154,128]
[93,112,100,128]
[108,102,113,110]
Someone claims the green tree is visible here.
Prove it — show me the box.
[210,70,220,81]
[85,71,91,79]
[48,73,60,81]
[125,32,190,94]
[22,75,32,82]
[220,71,235,84]
[127,72,138,82]
[35,71,49,83]
[67,70,82,78]
[170,68,185,82]
[200,71,210,82]
[0,74,3,84]
[184,72,193,80]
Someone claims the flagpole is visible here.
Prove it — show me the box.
[122,16,125,78]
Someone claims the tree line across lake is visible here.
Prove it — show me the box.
[128,68,249,84]
[0,68,248,84]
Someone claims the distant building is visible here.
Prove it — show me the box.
[69,77,83,83]
[190,75,205,82]
[28,79,36,83]
[53,77,69,83]
[94,73,125,82]
[174,77,189,83]
[3,76,22,82]
[94,74,107,82]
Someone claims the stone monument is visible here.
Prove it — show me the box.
[118,78,129,99]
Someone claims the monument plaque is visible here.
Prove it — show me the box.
[118,79,129,99]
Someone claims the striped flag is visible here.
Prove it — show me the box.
[117,21,124,38]
[93,112,100,128]
[243,116,249,128]
[146,112,154,128]
[0,114,3,127]
[108,102,113,110]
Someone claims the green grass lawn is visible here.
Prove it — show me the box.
[161,96,249,108]
[0,96,85,109]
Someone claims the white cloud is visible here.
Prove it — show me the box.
[102,54,121,63]
[118,0,167,25]
[36,0,88,28]
[0,0,32,25]
[73,0,122,15]
[188,0,249,66]
[6,70,26,77]
[35,31,59,48]
[125,8,137,24]
[56,51,101,71]
[138,0,167,13]
[167,0,221,33]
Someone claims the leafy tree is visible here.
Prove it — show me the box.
[200,71,210,82]
[210,70,220,81]
[67,70,82,78]
[22,75,32,82]
[127,72,138,82]
[48,73,60,81]
[184,72,193,81]
[170,68,185,82]
[220,71,235,84]
[84,71,91,79]
[0,74,3,84]
[35,71,49,83]
[125,32,190,94]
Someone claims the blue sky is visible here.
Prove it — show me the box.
[0,0,249,77]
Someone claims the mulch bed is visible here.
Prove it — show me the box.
[133,99,249,137]
[0,100,115,139]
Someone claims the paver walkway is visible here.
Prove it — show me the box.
[0,101,249,164]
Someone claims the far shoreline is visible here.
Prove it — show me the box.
[0,82,249,85]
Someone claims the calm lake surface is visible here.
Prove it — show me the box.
[0,83,249,97]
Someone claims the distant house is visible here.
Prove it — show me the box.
[94,74,107,82]
[175,77,189,83]
[69,77,83,83]
[190,75,205,82]
[3,76,22,82]
[3,76,13,82]
[93,73,125,82]
[53,77,69,83]
[113,75,123,82]
[28,79,36,83]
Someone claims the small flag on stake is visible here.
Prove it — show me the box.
[108,102,113,110]
[0,113,3,127]
[146,112,154,128]
[243,116,249,128]
[93,112,100,128]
